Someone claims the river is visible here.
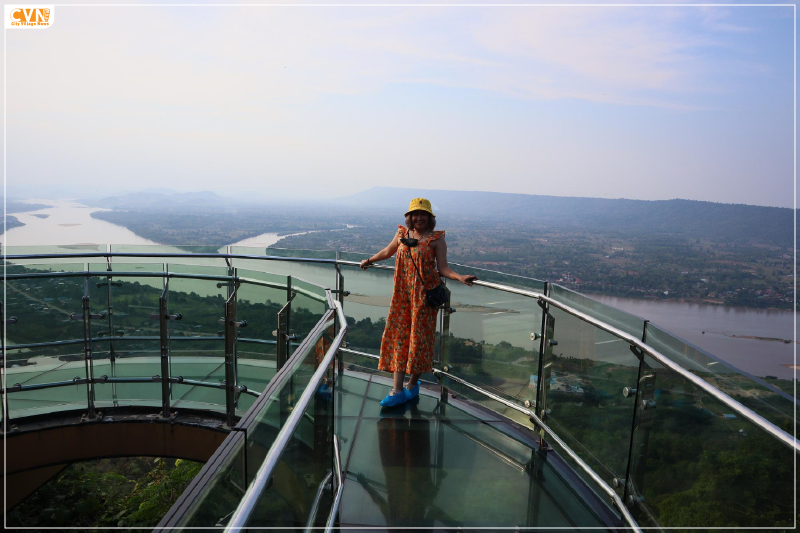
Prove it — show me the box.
[3,200,795,379]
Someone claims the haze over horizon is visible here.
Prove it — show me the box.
[6,185,798,211]
[5,2,795,208]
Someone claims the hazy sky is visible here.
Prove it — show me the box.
[5,1,796,207]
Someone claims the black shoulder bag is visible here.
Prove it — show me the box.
[404,231,449,308]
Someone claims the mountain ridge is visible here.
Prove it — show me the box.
[340,187,794,246]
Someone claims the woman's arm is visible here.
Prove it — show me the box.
[360,233,401,270]
[433,237,477,285]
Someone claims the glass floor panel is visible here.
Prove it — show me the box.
[335,372,617,530]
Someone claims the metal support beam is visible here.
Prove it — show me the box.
[286,275,293,361]
[1,302,10,425]
[335,260,345,379]
[624,321,655,512]
[81,273,99,419]
[99,264,122,407]
[438,285,452,404]
[276,301,290,371]
[158,283,171,419]
[223,285,242,427]
[533,282,550,447]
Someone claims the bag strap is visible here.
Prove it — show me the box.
[405,229,424,282]
[406,228,432,288]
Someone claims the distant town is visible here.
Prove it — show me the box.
[2,188,796,310]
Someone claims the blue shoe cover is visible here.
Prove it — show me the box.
[380,390,407,407]
[404,383,420,401]
[317,383,333,402]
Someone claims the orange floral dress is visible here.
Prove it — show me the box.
[378,226,444,374]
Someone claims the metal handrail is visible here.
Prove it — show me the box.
[304,471,333,532]
[325,435,344,533]
[4,251,339,264]
[2,375,260,397]
[4,270,329,302]
[224,299,348,531]
[7,336,294,351]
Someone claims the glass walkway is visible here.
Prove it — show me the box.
[2,246,797,530]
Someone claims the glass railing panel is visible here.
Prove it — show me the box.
[6,264,86,347]
[290,277,330,343]
[244,312,335,483]
[164,310,335,528]
[337,264,395,370]
[4,244,105,261]
[240,357,334,529]
[339,250,393,267]
[176,431,248,528]
[264,246,337,260]
[166,264,229,412]
[626,355,796,529]
[442,278,543,425]
[531,430,623,528]
[645,324,797,432]
[6,346,89,417]
[91,263,164,409]
[109,245,227,267]
[230,246,337,290]
[452,261,546,292]
[550,284,646,339]
[234,270,288,400]
[543,306,640,498]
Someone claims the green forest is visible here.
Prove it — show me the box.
[7,457,203,528]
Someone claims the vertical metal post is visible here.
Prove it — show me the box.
[621,322,647,504]
[439,286,452,404]
[534,282,551,448]
[1,302,9,426]
[276,302,290,370]
[82,274,97,419]
[158,283,171,419]
[163,262,172,408]
[286,276,292,357]
[335,259,345,378]
[228,265,238,388]
[526,446,545,528]
[105,259,118,407]
[623,320,655,511]
[334,255,344,476]
[224,290,238,427]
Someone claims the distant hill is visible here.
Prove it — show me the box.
[341,187,795,246]
[2,198,50,214]
[1,215,25,234]
[82,190,233,210]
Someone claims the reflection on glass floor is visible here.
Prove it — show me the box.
[335,371,618,531]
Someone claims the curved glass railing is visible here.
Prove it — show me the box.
[3,246,797,531]
[2,248,330,424]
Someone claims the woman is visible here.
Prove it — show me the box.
[360,198,477,407]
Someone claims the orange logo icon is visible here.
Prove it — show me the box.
[6,5,53,28]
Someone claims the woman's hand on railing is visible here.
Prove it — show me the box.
[460,274,478,286]
[360,259,373,270]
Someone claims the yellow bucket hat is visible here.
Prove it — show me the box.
[405,198,435,217]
